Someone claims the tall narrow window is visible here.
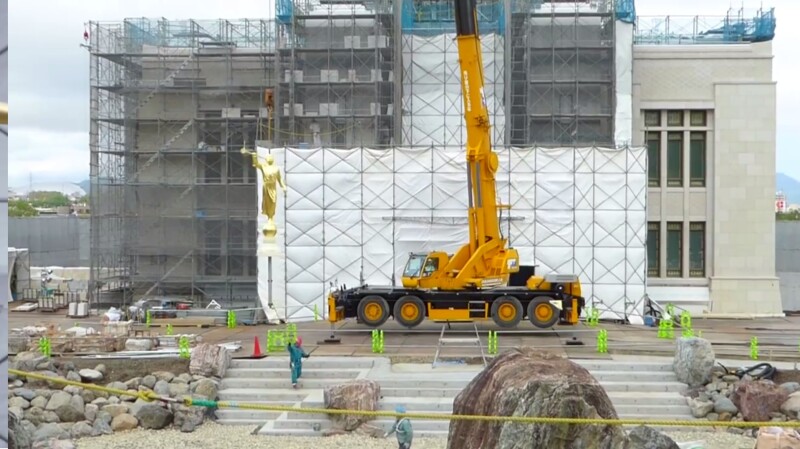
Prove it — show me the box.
[666,222,683,277]
[690,132,706,187]
[667,132,683,187]
[647,222,660,277]
[689,222,706,277]
[646,132,660,187]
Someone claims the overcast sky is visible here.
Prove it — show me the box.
[7,0,800,188]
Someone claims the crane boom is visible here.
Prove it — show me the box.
[455,0,502,253]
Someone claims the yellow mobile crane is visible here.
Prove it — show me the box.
[327,0,584,329]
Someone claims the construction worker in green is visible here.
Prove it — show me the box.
[383,404,413,449]
[288,336,309,389]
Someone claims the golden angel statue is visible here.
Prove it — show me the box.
[241,148,287,238]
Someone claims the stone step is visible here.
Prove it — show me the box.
[230,357,379,370]
[217,389,312,402]
[600,381,686,394]
[591,372,679,383]
[573,361,675,373]
[224,368,363,379]
[606,392,688,406]
[380,387,465,398]
[219,378,361,390]
[215,409,285,421]
[216,418,274,426]
[273,418,452,432]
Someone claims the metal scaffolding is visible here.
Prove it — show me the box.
[274,1,397,147]
[88,19,277,307]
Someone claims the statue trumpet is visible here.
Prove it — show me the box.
[240,147,257,156]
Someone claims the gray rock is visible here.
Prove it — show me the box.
[78,369,104,382]
[42,411,60,423]
[106,381,127,392]
[153,371,175,383]
[11,351,49,372]
[66,371,82,383]
[15,388,37,401]
[95,410,112,425]
[172,403,205,433]
[35,390,54,400]
[722,375,739,383]
[141,375,157,389]
[90,397,108,407]
[125,377,140,389]
[780,382,800,395]
[128,398,151,417]
[706,412,719,421]
[153,380,170,396]
[33,423,69,442]
[62,386,82,396]
[107,396,120,405]
[124,338,153,351]
[94,364,107,375]
[177,373,193,383]
[8,407,34,449]
[9,406,24,419]
[24,407,47,426]
[45,392,72,411]
[687,397,714,418]
[121,389,138,402]
[168,382,189,396]
[673,337,715,388]
[84,404,99,423]
[111,413,139,431]
[193,378,218,399]
[69,395,84,412]
[135,404,174,430]
[101,404,129,418]
[80,390,96,404]
[10,396,32,409]
[70,421,94,439]
[781,391,800,417]
[626,426,680,449]
[714,397,738,414]
[55,404,85,423]
[189,344,232,378]
[91,418,113,437]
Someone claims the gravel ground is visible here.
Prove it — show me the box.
[73,423,758,449]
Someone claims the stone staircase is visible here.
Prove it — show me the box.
[215,357,695,437]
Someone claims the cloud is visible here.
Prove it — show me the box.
[8,127,87,187]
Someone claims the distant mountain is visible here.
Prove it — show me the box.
[77,179,91,195]
[778,173,800,205]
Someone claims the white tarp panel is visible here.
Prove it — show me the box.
[401,33,505,146]
[614,21,634,146]
[257,146,647,323]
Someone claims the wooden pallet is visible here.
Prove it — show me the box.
[149,317,219,328]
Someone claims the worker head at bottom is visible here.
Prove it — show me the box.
[384,404,413,449]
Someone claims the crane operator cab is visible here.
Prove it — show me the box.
[401,252,449,289]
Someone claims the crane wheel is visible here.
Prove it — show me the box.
[357,295,390,327]
[393,295,425,328]
[491,296,523,328]
[528,297,559,329]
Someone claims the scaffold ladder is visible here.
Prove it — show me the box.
[432,322,487,368]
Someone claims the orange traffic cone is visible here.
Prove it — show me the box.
[251,335,265,358]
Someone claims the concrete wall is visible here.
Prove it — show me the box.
[633,41,782,314]
[8,217,90,267]
[777,221,800,312]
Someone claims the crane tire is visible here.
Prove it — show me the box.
[491,296,523,328]
[393,295,426,328]
[528,297,560,329]
[357,295,390,327]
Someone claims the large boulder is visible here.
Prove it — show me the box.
[189,344,231,378]
[11,352,50,373]
[626,426,681,449]
[323,379,381,431]
[172,403,206,432]
[673,337,715,388]
[731,380,789,421]
[446,348,627,449]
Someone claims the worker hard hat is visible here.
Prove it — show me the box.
[395,405,406,414]
[296,337,303,346]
